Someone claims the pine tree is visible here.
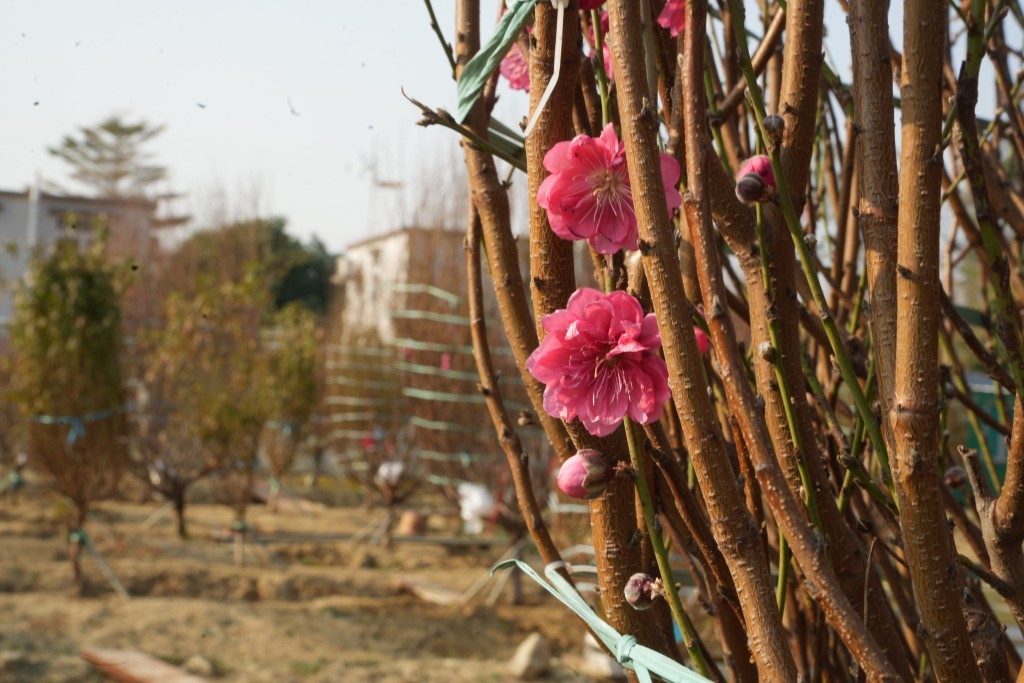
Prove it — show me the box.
[48,115,167,198]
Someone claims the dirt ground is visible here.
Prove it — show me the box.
[0,479,600,683]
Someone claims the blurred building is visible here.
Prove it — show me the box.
[0,186,158,325]
[327,226,555,517]
[331,226,455,348]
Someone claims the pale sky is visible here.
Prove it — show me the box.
[0,1,989,256]
[0,1,516,253]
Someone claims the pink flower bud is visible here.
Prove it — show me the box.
[944,466,968,489]
[762,114,785,146]
[694,326,711,356]
[693,306,711,356]
[735,174,767,204]
[624,573,664,611]
[735,155,776,204]
[556,449,611,500]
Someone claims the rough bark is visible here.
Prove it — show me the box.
[711,1,915,674]
[891,0,981,678]
[849,0,899,416]
[527,0,581,335]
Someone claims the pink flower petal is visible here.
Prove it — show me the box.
[527,289,671,437]
[499,44,530,92]
[657,0,686,38]
[736,155,777,190]
[538,124,681,254]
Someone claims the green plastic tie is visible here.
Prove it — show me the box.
[492,559,712,682]
[455,0,538,123]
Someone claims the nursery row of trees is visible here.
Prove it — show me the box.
[4,215,328,578]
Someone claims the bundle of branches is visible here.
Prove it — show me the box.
[415,0,1024,680]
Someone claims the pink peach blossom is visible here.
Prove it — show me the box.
[538,123,681,254]
[556,449,611,499]
[499,44,530,92]
[526,288,671,436]
[657,0,686,37]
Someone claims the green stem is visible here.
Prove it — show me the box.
[726,0,892,486]
[591,9,612,127]
[939,330,1003,494]
[403,90,528,172]
[623,417,713,678]
[703,45,731,174]
[956,0,1024,400]
[836,469,856,515]
[776,534,791,613]
[848,265,869,335]
[802,353,895,512]
[944,79,1020,199]
[755,204,823,530]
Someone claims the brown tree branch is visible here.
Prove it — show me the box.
[891,0,981,676]
[454,0,575,464]
[464,202,564,571]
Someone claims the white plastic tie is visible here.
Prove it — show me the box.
[523,0,569,139]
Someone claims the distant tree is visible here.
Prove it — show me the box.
[262,304,322,510]
[48,116,168,199]
[0,353,27,503]
[157,217,334,314]
[131,321,218,539]
[158,271,271,564]
[10,233,130,584]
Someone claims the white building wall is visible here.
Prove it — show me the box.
[338,231,410,346]
[0,194,35,324]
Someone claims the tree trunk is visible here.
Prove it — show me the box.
[891,0,981,679]
[70,533,83,587]
[173,489,188,539]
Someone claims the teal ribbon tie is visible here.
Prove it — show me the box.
[266,420,296,439]
[33,404,129,446]
[492,559,712,683]
[455,0,539,123]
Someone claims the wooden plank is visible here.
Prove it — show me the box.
[81,648,209,683]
